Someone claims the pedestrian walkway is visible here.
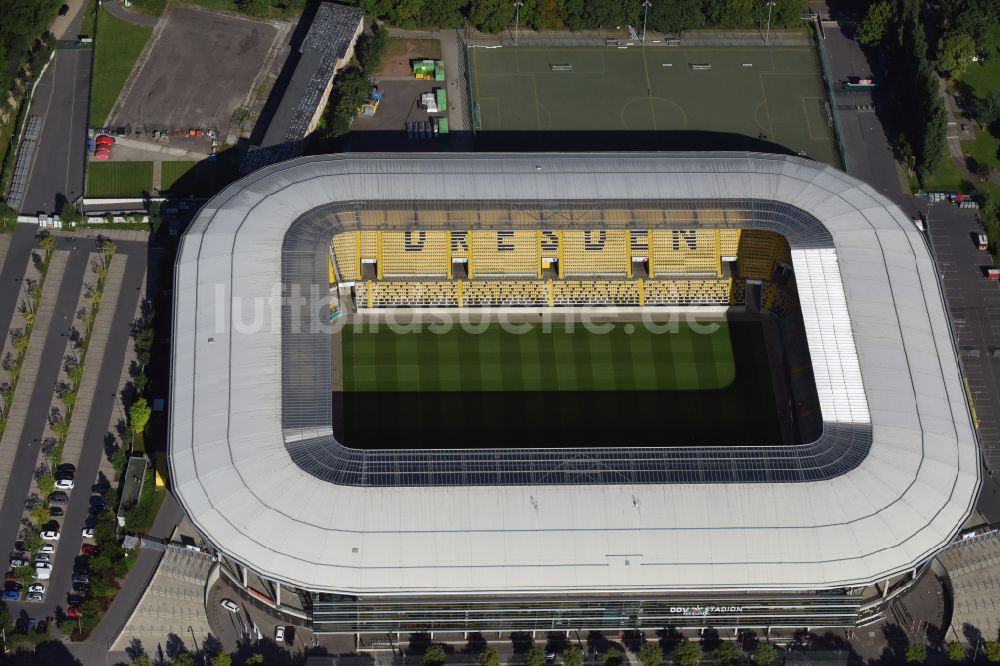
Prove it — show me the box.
[110,542,214,654]
[0,235,11,269]
[938,531,1000,642]
[62,255,128,465]
[0,250,68,498]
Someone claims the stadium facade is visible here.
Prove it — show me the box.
[170,153,980,636]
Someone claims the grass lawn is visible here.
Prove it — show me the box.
[958,59,1000,99]
[86,161,154,197]
[963,128,1000,173]
[343,322,736,392]
[917,154,967,192]
[380,37,443,76]
[90,10,152,126]
[161,159,217,195]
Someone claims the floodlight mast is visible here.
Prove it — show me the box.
[514,1,524,46]
[642,1,653,44]
[765,1,777,45]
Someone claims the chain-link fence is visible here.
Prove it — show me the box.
[810,21,848,170]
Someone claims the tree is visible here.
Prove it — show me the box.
[173,654,196,666]
[604,648,624,666]
[752,644,778,666]
[245,655,265,665]
[209,653,233,666]
[640,642,664,666]
[129,397,151,435]
[714,641,741,666]
[564,647,584,666]
[648,0,706,33]
[134,656,152,666]
[236,0,268,18]
[471,0,516,33]
[60,201,81,225]
[673,640,702,666]
[526,647,548,666]
[424,645,447,666]
[937,32,977,77]
[974,91,1000,127]
[857,1,893,46]
[480,646,501,666]
[0,201,16,232]
[946,642,966,663]
[985,641,1000,663]
[906,644,928,664]
[357,24,390,73]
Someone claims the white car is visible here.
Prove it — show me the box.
[274,625,285,642]
[220,599,239,613]
[33,554,50,563]
[26,591,43,601]
[34,563,52,580]
[28,584,44,593]
[40,531,59,541]
[54,478,74,490]
[81,528,95,538]
[38,545,54,554]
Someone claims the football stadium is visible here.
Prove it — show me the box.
[170,153,980,636]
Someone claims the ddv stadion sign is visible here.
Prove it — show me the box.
[670,606,744,616]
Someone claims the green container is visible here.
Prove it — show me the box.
[438,118,449,134]
[434,60,445,81]
[436,88,447,109]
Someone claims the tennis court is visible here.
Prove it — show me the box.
[469,46,838,165]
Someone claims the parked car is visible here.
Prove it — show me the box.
[27,584,44,593]
[4,581,23,591]
[33,554,50,563]
[81,544,98,555]
[94,151,111,161]
[71,574,89,584]
[26,591,43,601]
[54,478,74,490]
[81,528,94,538]
[66,594,86,605]
[66,606,80,618]
[2,590,19,600]
[4,572,16,582]
[72,582,90,594]
[48,492,68,504]
[220,599,239,613]
[58,4,69,15]
[48,506,63,517]
[40,531,59,541]
[34,564,51,580]
[38,545,54,554]
[274,625,285,642]
[9,558,26,568]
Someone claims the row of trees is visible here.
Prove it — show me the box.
[419,640,781,666]
[321,24,391,139]
[857,0,947,181]
[340,0,808,34]
[0,0,62,111]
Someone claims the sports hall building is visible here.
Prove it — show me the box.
[170,153,980,636]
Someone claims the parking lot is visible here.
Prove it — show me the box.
[349,78,451,151]
[109,6,281,140]
[924,200,1000,521]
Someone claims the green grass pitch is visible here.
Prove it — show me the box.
[469,45,838,166]
[342,323,736,392]
[85,161,154,197]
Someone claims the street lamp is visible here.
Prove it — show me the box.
[764,1,776,46]
[514,1,524,46]
[642,0,653,45]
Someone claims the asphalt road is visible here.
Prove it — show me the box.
[2,238,147,622]
[17,9,91,216]
[0,227,38,344]
[924,202,1000,523]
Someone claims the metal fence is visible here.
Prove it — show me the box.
[810,20,848,171]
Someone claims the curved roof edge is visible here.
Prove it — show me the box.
[169,153,980,595]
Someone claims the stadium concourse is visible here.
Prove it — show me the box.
[170,153,980,636]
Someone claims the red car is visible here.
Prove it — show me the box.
[94,151,111,161]
[81,544,98,555]
[66,606,81,618]
[95,135,114,146]
[4,572,15,582]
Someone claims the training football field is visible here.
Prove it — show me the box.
[342,322,736,392]
[469,45,839,166]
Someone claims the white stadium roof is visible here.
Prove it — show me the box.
[170,153,980,596]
